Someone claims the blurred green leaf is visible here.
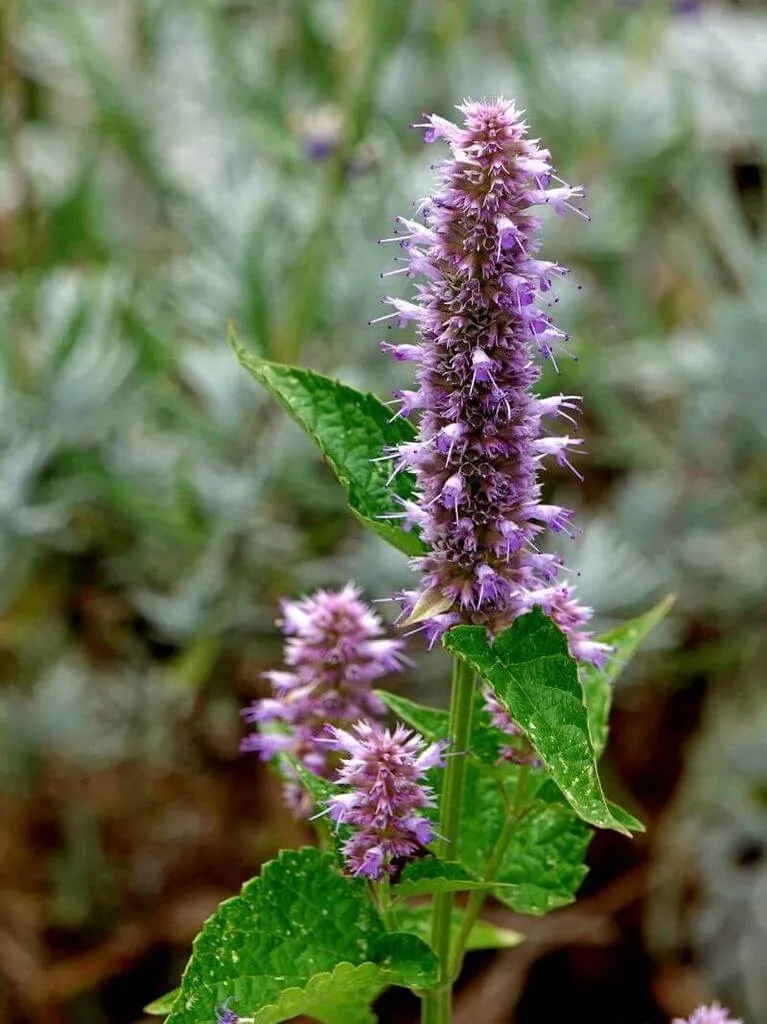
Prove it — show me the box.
[583,595,675,757]
[393,903,523,953]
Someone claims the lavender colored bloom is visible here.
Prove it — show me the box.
[325,720,445,880]
[240,584,406,815]
[673,1004,742,1024]
[377,99,609,670]
[619,0,700,12]
[672,0,700,11]
[215,999,239,1024]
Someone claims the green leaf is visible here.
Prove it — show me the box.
[166,847,438,1024]
[278,754,348,861]
[582,596,674,758]
[376,691,449,743]
[378,683,597,913]
[280,752,339,807]
[243,961,423,1024]
[377,688,506,766]
[144,989,179,1015]
[443,609,641,836]
[393,904,523,953]
[456,763,592,915]
[231,329,425,556]
[463,918,524,952]
[392,858,523,900]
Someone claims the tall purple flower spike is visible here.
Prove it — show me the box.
[377,99,609,668]
[673,1004,743,1024]
[325,720,445,880]
[240,584,406,815]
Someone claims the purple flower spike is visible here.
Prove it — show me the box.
[240,584,406,815]
[673,1004,743,1024]
[325,720,445,880]
[379,99,608,668]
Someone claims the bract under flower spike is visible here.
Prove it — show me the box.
[240,584,406,815]
[380,99,609,667]
[325,720,446,880]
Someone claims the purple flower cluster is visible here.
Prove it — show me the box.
[215,999,239,1024]
[325,720,445,879]
[240,584,405,814]
[377,100,609,668]
[673,1004,742,1024]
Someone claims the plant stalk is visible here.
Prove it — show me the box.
[420,657,475,1024]
[447,765,531,980]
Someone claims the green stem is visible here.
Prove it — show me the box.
[378,875,395,930]
[420,657,475,1024]
[448,765,531,980]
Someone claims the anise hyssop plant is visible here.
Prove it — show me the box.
[150,100,678,1024]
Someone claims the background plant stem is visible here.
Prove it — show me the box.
[421,657,476,1024]
[273,0,410,364]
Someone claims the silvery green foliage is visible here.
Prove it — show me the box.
[5,0,767,640]
[645,687,767,1023]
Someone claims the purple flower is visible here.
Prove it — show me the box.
[673,1004,742,1024]
[378,100,609,670]
[215,999,239,1024]
[240,584,406,815]
[324,720,446,879]
[619,0,700,12]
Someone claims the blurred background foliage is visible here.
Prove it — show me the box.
[1,0,767,1021]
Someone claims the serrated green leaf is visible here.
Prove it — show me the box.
[245,964,389,1024]
[393,904,523,953]
[443,610,641,836]
[231,329,425,556]
[582,596,674,758]
[456,762,592,915]
[166,847,438,1024]
[144,989,179,1015]
[250,946,434,1024]
[376,691,592,911]
[377,668,616,912]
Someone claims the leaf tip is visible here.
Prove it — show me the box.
[226,317,242,354]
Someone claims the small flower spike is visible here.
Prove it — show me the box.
[673,1004,743,1024]
[240,584,406,814]
[325,720,446,880]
